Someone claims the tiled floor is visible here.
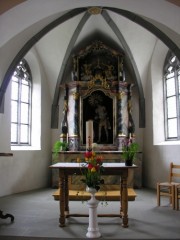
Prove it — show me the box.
[0,188,180,239]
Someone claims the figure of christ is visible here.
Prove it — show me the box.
[94,103,111,143]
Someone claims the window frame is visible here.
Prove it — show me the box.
[164,51,180,141]
[11,59,32,146]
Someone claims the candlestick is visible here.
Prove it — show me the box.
[86,120,93,151]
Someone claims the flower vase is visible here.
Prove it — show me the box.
[86,186,101,238]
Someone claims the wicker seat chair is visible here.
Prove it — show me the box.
[175,184,180,210]
[157,162,180,209]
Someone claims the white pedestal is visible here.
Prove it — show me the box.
[86,187,101,238]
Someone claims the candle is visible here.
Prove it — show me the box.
[86,120,93,151]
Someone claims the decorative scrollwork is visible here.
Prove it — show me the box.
[117,91,126,100]
[88,77,110,90]
[73,92,79,100]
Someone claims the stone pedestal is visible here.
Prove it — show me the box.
[86,187,101,238]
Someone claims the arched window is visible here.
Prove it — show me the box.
[11,59,32,145]
[164,51,180,140]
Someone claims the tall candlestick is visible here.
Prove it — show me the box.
[66,133,68,144]
[86,120,93,151]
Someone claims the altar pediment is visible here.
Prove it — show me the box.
[72,40,124,83]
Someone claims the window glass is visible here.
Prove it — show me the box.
[170,56,176,63]
[20,125,29,143]
[21,103,29,124]
[11,81,19,100]
[11,101,18,122]
[166,78,175,97]
[11,123,18,143]
[21,84,29,103]
[164,52,180,140]
[167,96,176,118]
[167,118,177,138]
[166,71,174,78]
[11,59,32,146]
[178,72,180,93]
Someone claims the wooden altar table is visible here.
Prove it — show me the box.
[50,162,137,228]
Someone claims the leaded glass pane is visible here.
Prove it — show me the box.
[11,81,19,100]
[170,56,176,63]
[22,79,29,85]
[166,72,174,78]
[21,103,29,124]
[168,66,173,72]
[167,118,177,138]
[167,96,177,118]
[11,101,18,122]
[12,75,18,82]
[166,78,175,97]
[11,123,18,142]
[21,84,29,102]
[20,124,28,143]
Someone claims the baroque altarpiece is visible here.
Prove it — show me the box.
[60,40,135,151]
[53,41,142,191]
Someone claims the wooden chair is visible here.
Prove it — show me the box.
[157,162,180,209]
[175,184,180,210]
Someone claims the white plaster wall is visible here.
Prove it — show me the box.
[0,85,11,153]
[143,40,180,189]
[0,0,180,196]
[0,49,52,197]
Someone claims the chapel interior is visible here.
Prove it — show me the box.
[0,0,180,216]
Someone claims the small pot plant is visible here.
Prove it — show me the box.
[122,137,139,166]
[53,140,68,160]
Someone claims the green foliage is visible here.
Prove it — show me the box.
[122,138,139,161]
[53,141,68,160]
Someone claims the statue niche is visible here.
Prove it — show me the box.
[82,90,114,145]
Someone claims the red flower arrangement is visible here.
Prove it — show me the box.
[77,151,104,191]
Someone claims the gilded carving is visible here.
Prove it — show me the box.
[117,91,126,100]
[72,41,122,83]
[87,78,110,90]
[88,7,102,15]
[73,92,79,100]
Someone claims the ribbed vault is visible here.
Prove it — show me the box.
[0,6,180,132]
